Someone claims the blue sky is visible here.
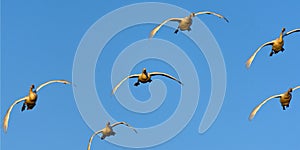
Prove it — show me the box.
[1,0,300,150]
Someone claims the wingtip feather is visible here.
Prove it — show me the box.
[246,56,254,69]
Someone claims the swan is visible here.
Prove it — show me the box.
[2,79,71,132]
[149,11,229,38]
[87,121,137,150]
[249,86,300,121]
[246,28,300,68]
[112,68,183,94]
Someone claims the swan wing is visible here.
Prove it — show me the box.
[283,28,300,37]
[3,97,27,132]
[246,41,274,68]
[112,74,139,94]
[87,130,103,150]
[249,94,282,121]
[111,121,137,133]
[149,72,183,85]
[194,11,229,22]
[292,86,300,91]
[149,18,182,38]
[36,79,71,92]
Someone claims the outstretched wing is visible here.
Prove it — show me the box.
[111,121,138,133]
[87,130,103,150]
[246,41,274,68]
[3,97,27,133]
[149,72,183,85]
[249,94,282,121]
[112,74,140,94]
[283,28,300,37]
[194,11,229,22]
[292,86,300,91]
[36,79,71,92]
[149,18,182,38]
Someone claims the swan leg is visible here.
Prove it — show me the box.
[174,29,179,34]
[134,81,140,86]
[112,131,116,136]
[282,105,286,110]
[149,79,152,83]
[281,48,285,52]
[269,51,274,56]
[188,27,191,31]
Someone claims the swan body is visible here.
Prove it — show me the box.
[112,68,182,94]
[87,121,137,150]
[149,11,228,38]
[246,28,300,68]
[2,79,71,132]
[249,86,300,121]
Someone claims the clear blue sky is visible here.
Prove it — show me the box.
[1,0,300,150]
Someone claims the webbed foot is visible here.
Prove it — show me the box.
[174,29,179,34]
[134,82,140,86]
[21,103,26,112]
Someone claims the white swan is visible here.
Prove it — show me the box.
[249,86,300,121]
[2,79,71,132]
[112,68,183,94]
[246,28,300,68]
[149,11,229,38]
[87,121,137,150]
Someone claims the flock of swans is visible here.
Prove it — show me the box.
[2,10,300,149]
[246,27,300,120]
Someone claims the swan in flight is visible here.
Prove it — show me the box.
[246,28,300,68]
[2,79,71,132]
[149,11,229,38]
[249,86,300,121]
[112,68,183,94]
[87,121,137,150]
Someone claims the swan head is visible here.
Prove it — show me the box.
[281,28,286,33]
[106,121,111,126]
[30,84,35,90]
[288,88,293,93]
[142,68,147,73]
[190,12,196,17]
